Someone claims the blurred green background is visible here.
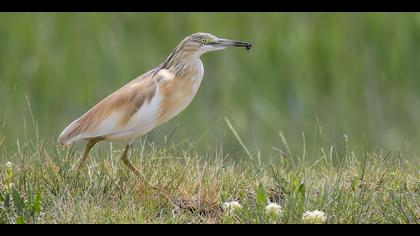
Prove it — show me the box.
[1,13,420,158]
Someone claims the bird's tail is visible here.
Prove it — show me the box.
[57,119,83,146]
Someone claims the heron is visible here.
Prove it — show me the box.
[58,32,252,177]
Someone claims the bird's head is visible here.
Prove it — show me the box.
[179,32,252,56]
[162,32,251,68]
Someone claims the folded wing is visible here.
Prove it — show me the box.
[58,70,162,145]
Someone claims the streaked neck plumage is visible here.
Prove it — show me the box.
[161,42,204,74]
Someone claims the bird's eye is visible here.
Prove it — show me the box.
[201,38,207,44]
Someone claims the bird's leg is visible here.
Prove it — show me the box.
[120,144,142,177]
[77,139,98,174]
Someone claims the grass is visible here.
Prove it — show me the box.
[0,121,418,224]
[1,13,419,224]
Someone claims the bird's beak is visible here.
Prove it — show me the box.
[215,38,252,49]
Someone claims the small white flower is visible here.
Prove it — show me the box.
[265,202,283,217]
[5,161,13,169]
[223,201,242,215]
[302,210,327,224]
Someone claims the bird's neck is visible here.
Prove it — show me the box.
[162,44,203,70]
[162,51,203,77]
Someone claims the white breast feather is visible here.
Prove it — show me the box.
[193,59,204,93]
